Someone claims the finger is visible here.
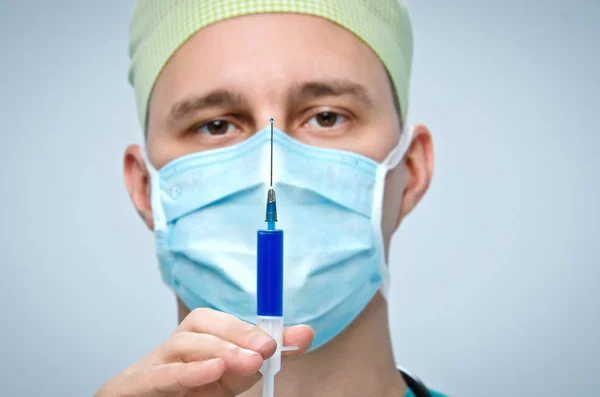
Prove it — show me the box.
[159,331,263,376]
[214,325,315,397]
[177,308,276,358]
[114,358,225,397]
[282,325,314,357]
[178,359,226,389]
[197,326,314,397]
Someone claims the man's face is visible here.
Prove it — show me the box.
[126,13,433,254]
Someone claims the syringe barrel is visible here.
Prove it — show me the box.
[257,316,283,379]
[257,316,283,349]
[256,230,283,317]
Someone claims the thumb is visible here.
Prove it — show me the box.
[282,324,314,356]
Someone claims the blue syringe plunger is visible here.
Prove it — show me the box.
[257,229,283,317]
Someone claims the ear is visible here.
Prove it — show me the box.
[123,144,154,231]
[395,124,434,228]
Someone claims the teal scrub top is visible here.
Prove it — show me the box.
[404,389,447,397]
[398,369,447,397]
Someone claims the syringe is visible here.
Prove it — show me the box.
[256,118,294,397]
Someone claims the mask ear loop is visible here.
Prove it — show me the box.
[140,148,167,232]
[372,125,414,299]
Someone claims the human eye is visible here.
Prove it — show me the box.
[193,119,240,136]
[303,111,348,129]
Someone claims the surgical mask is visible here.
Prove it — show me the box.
[146,126,412,351]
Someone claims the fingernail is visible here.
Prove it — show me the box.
[238,348,260,359]
[281,346,299,352]
[204,357,224,366]
[248,332,274,351]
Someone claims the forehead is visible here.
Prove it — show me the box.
[149,13,390,120]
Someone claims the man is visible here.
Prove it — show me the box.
[97,1,442,396]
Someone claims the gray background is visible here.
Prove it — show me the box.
[0,1,598,396]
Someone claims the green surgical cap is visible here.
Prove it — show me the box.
[128,0,413,129]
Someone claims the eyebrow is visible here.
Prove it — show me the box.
[167,90,248,126]
[289,79,374,109]
[166,79,374,127]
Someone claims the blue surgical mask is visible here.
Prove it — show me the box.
[146,126,412,351]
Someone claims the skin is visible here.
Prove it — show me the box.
[105,12,433,397]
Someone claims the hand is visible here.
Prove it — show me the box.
[95,308,314,397]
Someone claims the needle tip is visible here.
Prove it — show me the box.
[269,117,274,123]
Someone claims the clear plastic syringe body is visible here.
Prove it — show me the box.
[257,117,284,397]
[257,188,283,397]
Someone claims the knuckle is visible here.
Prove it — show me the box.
[179,307,212,329]
[157,332,189,361]
[171,330,191,345]
[188,307,213,322]
[191,307,213,317]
